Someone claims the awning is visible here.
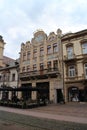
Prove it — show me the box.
[0,86,48,92]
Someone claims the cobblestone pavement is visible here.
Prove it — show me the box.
[0,102,87,124]
[0,110,87,130]
[30,102,87,118]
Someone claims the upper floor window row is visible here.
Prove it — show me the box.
[22,43,58,60]
[47,43,58,54]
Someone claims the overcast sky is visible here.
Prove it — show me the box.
[0,0,87,59]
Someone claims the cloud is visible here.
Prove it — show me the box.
[0,0,87,59]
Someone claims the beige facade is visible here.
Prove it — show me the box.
[62,29,87,102]
[19,29,63,103]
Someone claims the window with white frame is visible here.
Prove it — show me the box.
[67,46,73,59]
[82,43,87,54]
[68,65,75,77]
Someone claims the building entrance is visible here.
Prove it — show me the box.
[21,83,32,100]
[68,87,79,102]
[57,89,64,103]
[36,82,49,101]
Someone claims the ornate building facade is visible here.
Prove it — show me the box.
[19,29,63,103]
[62,29,87,102]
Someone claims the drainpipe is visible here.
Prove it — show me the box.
[57,29,65,103]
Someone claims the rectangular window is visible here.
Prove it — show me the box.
[82,43,87,54]
[22,66,26,72]
[53,60,58,70]
[0,75,1,81]
[12,73,15,81]
[84,63,87,79]
[40,63,44,70]
[27,51,30,60]
[40,47,44,56]
[68,65,75,77]
[53,43,58,53]
[67,46,73,59]
[27,65,30,72]
[33,64,37,71]
[47,45,51,54]
[33,49,37,58]
[23,52,26,61]
[47,61,51,71]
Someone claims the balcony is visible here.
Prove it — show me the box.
[65,74,87,83]
[19,68,60,80]
[64,54,76,63]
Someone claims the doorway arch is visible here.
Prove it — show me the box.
[68,86,79,102]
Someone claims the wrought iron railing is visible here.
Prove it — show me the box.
[19,68,59,78]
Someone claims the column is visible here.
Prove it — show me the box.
[64,84,68,102]
[49,81,55,103]
[9,91,12,100]
[32,82,36,100]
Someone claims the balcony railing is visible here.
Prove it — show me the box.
[65,74,87,82]
[19,68,60,79]
[64,54,76,62]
